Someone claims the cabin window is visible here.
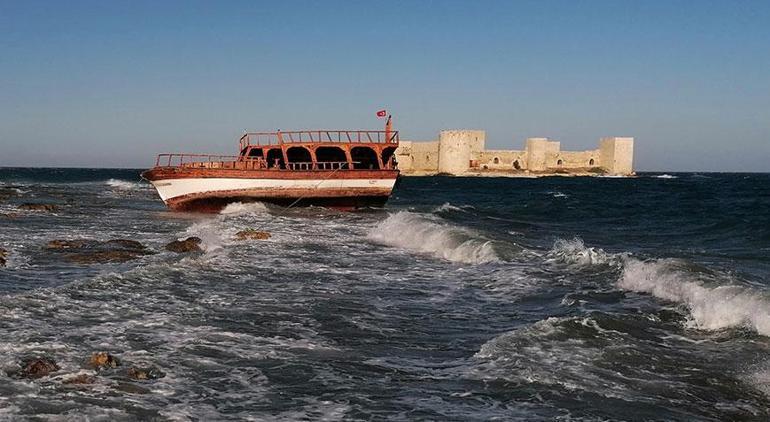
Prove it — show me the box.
[381,146,397,168]
[557,159,563,166]
[247,148,263,157]
[266,148,285,169]
[315,146,348,166]
[589,158,595,166]
[286,146,312,163]
[351,146,380,170]
[513,160,521,170]
[493,157,500,164]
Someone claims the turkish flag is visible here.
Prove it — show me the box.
[376,109,387,118]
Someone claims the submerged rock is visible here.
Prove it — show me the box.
[63,373,97,385]
[45,238,152,264]
[0,212,21,219]
[19,203,58,212]
[45,239,90,250]
[114,382,150,394]
[235,229,271,241]
[18,357,60,378]
[103,239,146,250]
[126,366,166,381]
[0,248,7,267]
[165,237,202,253]
[88,352,121,370]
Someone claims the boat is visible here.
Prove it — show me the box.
[141,120,400,212]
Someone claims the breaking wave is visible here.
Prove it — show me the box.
[546,237,619,267]
[367,211,499,264]
[653,174,677,179]
[105,179,147,190]
[618,258,770,336]
[432,202,475,213]
[547,191,569,198]
[220,202,269,215]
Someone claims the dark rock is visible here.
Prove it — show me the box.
[0,213,21,219]
[103,239,146,250]
[19,203,58,212]
[114,382,150,394]
[45,239,91,250]
[0,247,7,267]
[63,373,97,385]
[126,366,166,381]
[235,229,271,241]
[165,237,203,253]
[19,357,60,378]
[88,352,121,370]
[45,238,152,264]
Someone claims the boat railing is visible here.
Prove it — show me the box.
[153,155,378,171]
[154,154,243,168]
[286,161,352,171]
[239,130,399,150]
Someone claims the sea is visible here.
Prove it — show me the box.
[1,168,769,421]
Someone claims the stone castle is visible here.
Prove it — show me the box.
[394,130,634,176]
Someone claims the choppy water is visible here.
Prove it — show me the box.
[1,168,770,421]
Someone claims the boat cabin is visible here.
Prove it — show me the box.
[153,129,399,171]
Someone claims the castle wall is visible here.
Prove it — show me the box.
[395,131,633,176]
[395,140,439,173]
[476,150,527,170]
[552,150,600,170]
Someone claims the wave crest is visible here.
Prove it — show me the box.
[367,211,499,264]
[106,179,146,190]
[546,237,618,266]
[220,202,269,215]
[618,258,770,336]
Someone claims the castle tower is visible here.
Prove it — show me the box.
[525,138,561,171]
[437,130,485,174]
[599,137,634,175]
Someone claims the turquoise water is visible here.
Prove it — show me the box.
[1,168,769,420]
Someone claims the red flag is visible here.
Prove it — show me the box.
[376,109,387,118]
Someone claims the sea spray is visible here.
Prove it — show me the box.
[546,237,620,267]
[220,202,269,215]
[106,179,148,190]
[368,211,499,264]
[618,258,770,336]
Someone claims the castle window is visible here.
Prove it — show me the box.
[589,158,595,166]
[557,159,563,166]
[493,157,500,164]
[513,160,521,170]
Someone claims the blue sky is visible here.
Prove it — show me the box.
[1,0,768,170]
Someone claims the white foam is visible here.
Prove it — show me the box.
[618,258,770,336]
[220,202,269,215]
[547,191,569,198]
[433,202,474,213]
[183,220,226,252]
[368,211,499,264]
[653,174,677,179]
[106,179,145,190]
[546,237,619,267]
